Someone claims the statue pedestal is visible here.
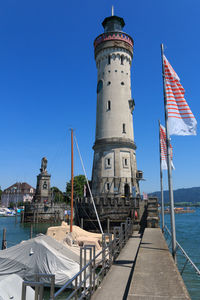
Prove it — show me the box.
[34,172,51,203]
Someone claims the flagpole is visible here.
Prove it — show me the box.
[161,44,177,261]
[159,120,165,233]
[70,128,74,233]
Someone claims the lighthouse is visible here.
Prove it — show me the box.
[91,12,141,198]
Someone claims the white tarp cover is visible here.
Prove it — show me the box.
[0,274,35,300]
[0,234,80,286]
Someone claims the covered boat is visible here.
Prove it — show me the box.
[0,234,80,286]
[0,274,35,300]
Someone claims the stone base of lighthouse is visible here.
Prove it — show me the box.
[74,195,145,233]
[91,138,140,197]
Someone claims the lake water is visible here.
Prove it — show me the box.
[0,210,199,299]
[163,207,200,300]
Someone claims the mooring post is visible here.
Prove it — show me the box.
[36,210,39,223]
[15,208,17,223]
[2,228,7,250]
[21,210,25,223]
[30,224,33,239]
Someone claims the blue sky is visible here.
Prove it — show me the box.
[0,0,199,193]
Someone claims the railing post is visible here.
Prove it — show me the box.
[125,219,128,242]
[102,233,112,268]
[113,226,121,259]
[127,217,132,237]
[35,285,39,300]
[21,282,26,300]
[80,247,83,291]
[92,245,96,293]
[39,284,44,300]
[75,277,78,300]
[102,234,106,276]
[84,247,87,295]
[108,233,112,265]
[120,223,126,248]
[107,218,110,233]
[50,275,55,300]
[89,247,92,293]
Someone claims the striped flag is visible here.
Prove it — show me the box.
[160,124,175,170]
[163,55,197,135]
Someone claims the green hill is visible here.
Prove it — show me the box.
[149,187,200,205]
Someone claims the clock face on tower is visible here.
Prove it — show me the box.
[97,80,103,93]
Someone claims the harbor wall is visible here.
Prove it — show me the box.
[22,202,69,223]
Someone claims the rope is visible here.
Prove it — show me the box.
[74,135,103,234]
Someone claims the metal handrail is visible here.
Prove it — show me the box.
[164,225,200,276]
[21,218,133,300]
[55,218,132,299]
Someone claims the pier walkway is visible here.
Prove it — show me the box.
[92,232,141,300]
[92,228,191,300]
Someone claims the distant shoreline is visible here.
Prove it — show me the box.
[162,203,200,207]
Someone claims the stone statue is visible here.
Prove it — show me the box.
[40,157,47,173]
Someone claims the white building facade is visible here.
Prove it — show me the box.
[92,15,141,197]
[1,182,35,207]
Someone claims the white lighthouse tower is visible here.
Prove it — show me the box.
[92,13,141,197]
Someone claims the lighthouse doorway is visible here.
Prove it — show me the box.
[124,184,130,198]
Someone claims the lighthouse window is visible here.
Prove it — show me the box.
[123,157,129,168]
[121,82,125,85]
[122,123,126,133]
[97,80,103,93]
[108,55,111,65]
[106,183,110,191]
[105,157,111,169]
[107,81,111,86]
[107,100,111,111]
[121,55,124,65]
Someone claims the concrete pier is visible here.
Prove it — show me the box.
[92,228,191,300]
[128,228,190,299]
[92,232,141,300]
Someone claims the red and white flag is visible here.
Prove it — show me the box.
[163,55,197,135]
[160,124,175,170]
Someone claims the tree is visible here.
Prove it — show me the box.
[51,187,64,203]
[66,175,87,200]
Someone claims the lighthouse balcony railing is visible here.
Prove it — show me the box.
[94,31,133,48]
